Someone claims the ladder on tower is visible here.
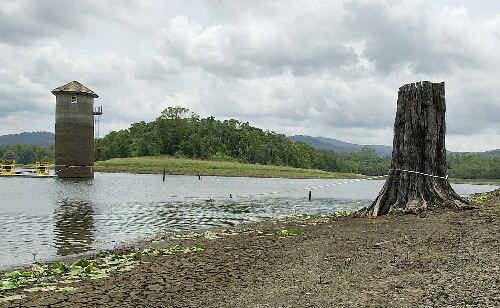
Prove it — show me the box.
[93,106,103,116]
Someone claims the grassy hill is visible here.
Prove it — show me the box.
[94,156,363,179]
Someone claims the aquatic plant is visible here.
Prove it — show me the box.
[172,232,202,239]
[275,228,301,237]
[0,244,206,293]
[165,244,205,255]
[171,230,228,240]
[301,213,319,219]
[51,261,69,274]
[335,210,353,217]
[468,190,499,205]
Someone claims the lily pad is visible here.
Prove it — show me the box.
[68,266,85,277]
[276,228,301,237]
[1,280,16,290]
[4,271,21,279]
[72,259,91,268]
[52,261,69,274]
[142,248,161,256]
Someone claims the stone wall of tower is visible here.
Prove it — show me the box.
[55,93,94,178]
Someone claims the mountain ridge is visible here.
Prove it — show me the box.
[0,132,497,158]
[289,135,393,156]
[289,135,499,157]
[0,132,54,146]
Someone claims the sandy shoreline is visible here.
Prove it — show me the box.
[1,189,499,307]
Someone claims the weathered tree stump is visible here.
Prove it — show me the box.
[361,81,470,216]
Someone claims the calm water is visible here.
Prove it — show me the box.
[0,172,496,269]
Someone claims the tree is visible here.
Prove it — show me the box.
[360,81,470,216]
[2,148,18,161]
[94,103,498,179]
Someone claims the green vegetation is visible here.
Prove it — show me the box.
[468,189,499,205]
[0,244,205,293]
[95,106,389,176]
[94,155,360,179]
[447,153,500,179]
[0,144,53,164]
[97,106,333,170]
[449,178,500,185]
[1,107,498,179]
[275,228,301,237]
[95,106,499,179]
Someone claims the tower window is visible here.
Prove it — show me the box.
[71,96,78,104]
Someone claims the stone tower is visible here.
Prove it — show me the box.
[52,81,101,178]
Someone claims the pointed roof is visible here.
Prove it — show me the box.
[51,81,99,98]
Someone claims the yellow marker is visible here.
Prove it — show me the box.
[35,161,50,176]
[0,160,16,175]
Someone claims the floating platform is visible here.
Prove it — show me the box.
[1,161,55,178]
[0,173,56,178]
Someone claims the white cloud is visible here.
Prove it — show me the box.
[0,0,498,151]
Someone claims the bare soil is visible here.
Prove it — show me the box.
[2,190,499,308]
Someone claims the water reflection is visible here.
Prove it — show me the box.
[53,199,95,256]
[0,173,496,269]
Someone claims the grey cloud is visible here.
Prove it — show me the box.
[343,1,483,74]
[0,0,499,151]
[447,96,500,134]
[0,1,100,45]
[158,15,360,79]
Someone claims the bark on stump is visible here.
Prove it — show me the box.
[361,81,470,216]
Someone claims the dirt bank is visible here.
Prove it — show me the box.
[1,190,499,308]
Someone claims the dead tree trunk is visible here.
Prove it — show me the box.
[361,81,470,216]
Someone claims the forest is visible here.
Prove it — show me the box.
[94,107,498,179]
[1,106,498,179]
[0,144,53,164]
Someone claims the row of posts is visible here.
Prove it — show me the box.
[161,168,313,201]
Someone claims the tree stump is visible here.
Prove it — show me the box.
[361,81,470,216]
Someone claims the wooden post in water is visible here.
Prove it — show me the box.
[308,190,312,201]
[162,168,166,182]
[360,81,470,216]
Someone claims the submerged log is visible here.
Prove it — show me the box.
[361,81,470,216]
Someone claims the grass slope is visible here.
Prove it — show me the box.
[94,156,362,179]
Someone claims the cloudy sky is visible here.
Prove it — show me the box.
[0,0,499,151]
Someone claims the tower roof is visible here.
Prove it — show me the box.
[51,81,99,98]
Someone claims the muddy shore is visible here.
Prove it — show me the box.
[1,189,499,307]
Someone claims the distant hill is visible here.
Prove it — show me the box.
[482,149,500,157]
[290,135,500,158]
[452,149,500,158]
[290,135,393,156]
[0,132,54,146]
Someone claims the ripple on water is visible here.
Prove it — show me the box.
[0,174,497,269]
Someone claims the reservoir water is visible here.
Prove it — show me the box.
[0,172,496,269]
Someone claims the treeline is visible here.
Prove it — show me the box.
[96,107,390,176]
[0,144,54,164]
[99,107,326,168]
[448,153,499,179]
[2,107,498,179]
[96,107,498,178]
